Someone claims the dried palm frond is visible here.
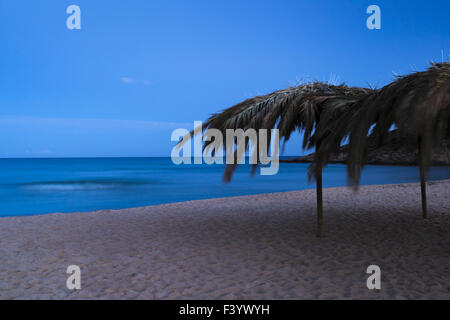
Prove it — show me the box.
[177,82,373,182]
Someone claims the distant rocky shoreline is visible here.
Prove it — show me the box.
[282,131,450,166]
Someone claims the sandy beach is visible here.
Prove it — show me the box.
[0,180,449,300]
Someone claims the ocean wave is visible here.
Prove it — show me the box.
[20,179,150,191]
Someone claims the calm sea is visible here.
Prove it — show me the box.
[0,157,449,217]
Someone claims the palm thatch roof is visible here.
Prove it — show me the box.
[182,82,373,181]
[311,62,450,185]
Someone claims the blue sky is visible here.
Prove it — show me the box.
[0,0,449,157]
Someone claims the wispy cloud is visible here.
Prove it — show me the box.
[120,77,151,86]
[25,149,53,156]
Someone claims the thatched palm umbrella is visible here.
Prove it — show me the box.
[311,62,450,219]
[179,82,372,237]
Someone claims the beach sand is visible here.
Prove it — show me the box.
[0,180,449,300]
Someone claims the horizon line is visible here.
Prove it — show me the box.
[0,155,301,160]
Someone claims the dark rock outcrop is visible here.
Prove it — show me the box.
[282,130,450,166]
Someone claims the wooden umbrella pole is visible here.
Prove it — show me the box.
[316,164,324,237]
[418,137,428,219]
[315,142,324,237]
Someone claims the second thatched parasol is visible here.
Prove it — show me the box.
[311,62,450,219]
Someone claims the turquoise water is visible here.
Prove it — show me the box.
[0,157,449,217]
